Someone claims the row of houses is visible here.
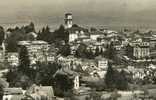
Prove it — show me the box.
[2,40,57,67]
[3,84,56,100]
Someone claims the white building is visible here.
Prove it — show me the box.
[3,88,24,100]
[64,13,73,29]
[95,57,108,70]
[18,40,51,65]
[6,52,19,66]
[90,31,104,41]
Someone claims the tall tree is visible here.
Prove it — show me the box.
[116,70,128,90]
[18,46,30,75]
[0,26,5,45]
[75,43,87,58]
[105,62,116,90]
[95,47,100,56]
[105,63,128,90]
[54,25,69,42]
[104,42,116,59]
[24,22,36,33]
[37,26,53,43]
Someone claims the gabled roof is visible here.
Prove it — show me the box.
[90,31,104,35]
[39,86,54,98]
[26,84,54,98]
[3,88,23,95]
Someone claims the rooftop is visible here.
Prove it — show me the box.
[3,88,23,95]
[18,40,48,46]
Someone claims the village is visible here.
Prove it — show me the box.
[0,13,156,100]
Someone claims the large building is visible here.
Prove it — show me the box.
[127,42,150,59]
[6,52,19,67]
[64,13,90,43]
[18,40,53,66]
[67,26,89,42]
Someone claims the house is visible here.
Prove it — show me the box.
[3,88,24,100]
[64,13,89,43]
[26,84,56,100]
[66,26,89,43]
[150,38,156,51]
[18,40,51,65]
[127,66,145,80]
[95,57,108,70]
[81,59,97,71]
[90,31,104,41]
[6,52,19,67]
[127,42,150,59]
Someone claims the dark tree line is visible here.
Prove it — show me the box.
[6,22,36,52]
[37,25,69,44]
[103,42,116,59]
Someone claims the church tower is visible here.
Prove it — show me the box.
[64,13,73,29]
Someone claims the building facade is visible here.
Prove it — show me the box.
[127,42,150,59]
[18,40,51,65]
[64,13,73,29]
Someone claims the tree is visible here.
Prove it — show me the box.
[18,46,30,76]
[24,22,36,33]
[14,74,33,89]
[104,42,116,59]
[6,24,30,52]
[95,47,100,56]
[37,26,54,43]
[34,62,60,85]
[6,70,32,89]
[0,26,5,45]
[54,25,69,42]
[0,78,9,99]
[72,24,79,27]
[86,48,94,59]
[105,63,128,90]
[90,27,97,32]
[54,74,73,97]
[75,43,87,58]
[116,70,128,90]
[105,62,116,90]
[59,43,71,56]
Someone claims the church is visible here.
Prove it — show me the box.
[64,13,89,43]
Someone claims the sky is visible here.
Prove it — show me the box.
[0,0,156,30]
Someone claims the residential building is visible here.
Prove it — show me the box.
[64,13,89,43]
[3,88,24,100]
[90,31,104,41]
[6,52,19,67]
[26,84,56,100]
[96,57,108,70]
[127,42,150,59]
[18,40,51,65]
[67,26,89,42]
